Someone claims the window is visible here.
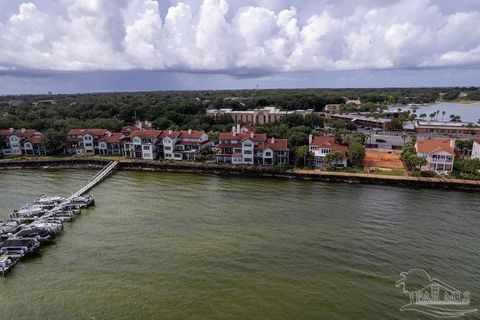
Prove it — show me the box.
[244,158,253,162]
[85,142,93,147]
[244,142,253,147]
[143,145,151,150]
[244,150,252,155]
[164,146,171,151]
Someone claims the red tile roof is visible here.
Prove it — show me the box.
[0,129,44,144]
[100,133,123,143]
[165,131,181,139]
[310,136,347,155]
[218,132,267,143]
[0,129,37,137]
[25,133,44,144]
[179,130,205,139]
[263,138,289,152]
[130,129,164,139]
[474,139,480,144]
[68,128,108,136]
[416,139,454,154]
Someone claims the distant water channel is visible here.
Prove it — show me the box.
[398,102,480,123]
[1,170,479,319]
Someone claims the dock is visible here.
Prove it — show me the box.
[0,161,118,276]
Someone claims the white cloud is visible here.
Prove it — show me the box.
[0,0,479,73]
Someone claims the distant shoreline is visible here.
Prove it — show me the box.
[1,158,479,192]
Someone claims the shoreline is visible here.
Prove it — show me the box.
[1,158,480,192]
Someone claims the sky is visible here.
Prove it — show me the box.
[0,0,480,95]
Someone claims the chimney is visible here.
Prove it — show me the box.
[236,124,240,133]
[450,138,456,149]
[9,128,14,133]
[232,126,236,133]
[168,129,172,134]
[188,129,192,134]
[308,134,313,145]
[250,132,254,138]
[271,137,275,144]
[21,128,26,133]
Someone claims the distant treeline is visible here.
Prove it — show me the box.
[0,87,479,134]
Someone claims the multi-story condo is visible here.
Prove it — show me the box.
[207,107,314,125]
[415,139,455,173]
[65,128,110,155]
[309,135,348,167]
[0,128,47,156]
[216,127,289,165]
[98,133,124,156]
[163,130,210,161]
[260,137,289,165]
[122,129,165,160]
[472,139,480,159]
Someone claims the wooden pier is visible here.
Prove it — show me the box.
[0,161,118,276]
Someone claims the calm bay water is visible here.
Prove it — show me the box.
[0,170,479,319]
[407,102,480,123]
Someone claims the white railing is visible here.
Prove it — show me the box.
[73,161,118,197]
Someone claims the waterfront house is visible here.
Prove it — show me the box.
[98,133,124,156]
[472,139,480,159]
[216,128,267,165]
[65,129,110,155]
[122,129,165,160]
[0,128,48,156]
[309,135,348,167]
[215,126,288,165]
[163,129,210,161]
[260,137,289,165]
[415,139,455,173]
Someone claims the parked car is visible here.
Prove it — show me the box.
[375,138,387,143]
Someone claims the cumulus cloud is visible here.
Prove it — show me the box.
[0,0,479,73]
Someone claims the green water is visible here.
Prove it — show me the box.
[0,170,479,319]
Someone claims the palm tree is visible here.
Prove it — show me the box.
[419,113,427,120]
[442,111,446,122]
[450,114,461,122]
[436,110,440,120]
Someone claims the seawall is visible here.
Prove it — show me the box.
[1,159,479,192]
